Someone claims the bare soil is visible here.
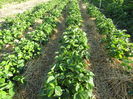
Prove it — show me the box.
[13,14,66,99]
[0,0,50,20]
[79,1,133,99]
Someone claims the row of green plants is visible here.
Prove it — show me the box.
[86,2,133,70]
[41,0,94,99]
[90,0,133,40]
[87,2,133,58]
[0,0,68,98]
[0,0,60,51]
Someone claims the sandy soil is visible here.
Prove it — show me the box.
[0,0,50,19]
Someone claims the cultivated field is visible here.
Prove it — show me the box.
[0,0,133,99]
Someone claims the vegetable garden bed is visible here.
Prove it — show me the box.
[0,0,132,99]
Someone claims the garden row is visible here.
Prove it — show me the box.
[41,0,94,99]
[0,0,68,98]
[85,1,133,96]
[86,1,133,70]
[90,0,133,39]
[0,0,59,51]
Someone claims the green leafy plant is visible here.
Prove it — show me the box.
[0,0,68,98]
[0,0,60,50]
[41,0,94,99]
[87,3,133,59]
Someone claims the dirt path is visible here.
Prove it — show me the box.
[0,0,50,19]
[13,14,66,99]
[79,1,132,99]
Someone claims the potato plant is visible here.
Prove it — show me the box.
[41,0,94,99]
[0,0,68,98]
[87,2,133,69]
